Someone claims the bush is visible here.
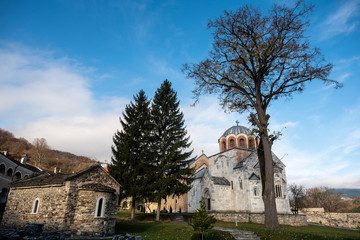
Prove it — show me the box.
[191,199,217,240]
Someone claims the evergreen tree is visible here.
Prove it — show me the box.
[191,198,217,240]
[108,90,153,221]
[150,80,195,222]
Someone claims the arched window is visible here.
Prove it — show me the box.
[15,171,22,180]
[32,198,40,214]
[6,168,13,177]
[275,184,282,198]
[239,179,243,190]
[254,187,259,196]
[249,139,253,149]
[204,189,211,211]
[24,174,29,178]
[222,141,226,151]
[0,164,5,174]
[240,139,244,148]
[230,139,235,148]
[95,197,106,217]
[231,181,233,190]
[122,201,128,208]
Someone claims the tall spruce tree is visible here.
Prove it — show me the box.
[150,80,195,222]
[108,90,152,221]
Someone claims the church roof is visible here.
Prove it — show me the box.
[10,165,117,188]
[220,125,251,139]
[192,167,230,186]
[234,151,284,170]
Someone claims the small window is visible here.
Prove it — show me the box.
[0,164,5,174]
[6,168,13,177]
[222,141,226,151]
[240,139,244,148]
[15,171,22,180]
[32,198,40,214]
[275,185,282,198]
[239,179,243,190]
[95,197,106,217]
[122,201,128,208]
[230,139,235,148]
[254,187,259,196]
[231,181,233,190]
[249,140,253,149]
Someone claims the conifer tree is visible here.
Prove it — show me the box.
[150,80,195,222]
[191,198,217,240]
[109,90,152,221]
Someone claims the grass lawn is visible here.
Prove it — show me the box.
[72,211,360,240]
[115,220,234,240]
[215,221,360,240]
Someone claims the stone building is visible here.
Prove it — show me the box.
[188,124,291,214]
[0,152,41,204]
[2,164,121,236]
[130,124,291,216]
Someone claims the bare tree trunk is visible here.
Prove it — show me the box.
[156,200,161,222]
[259,135,279,228]
[131,198,136,221]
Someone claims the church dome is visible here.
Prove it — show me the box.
[220,125,251,138]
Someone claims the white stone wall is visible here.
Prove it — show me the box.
[188,148,291,214]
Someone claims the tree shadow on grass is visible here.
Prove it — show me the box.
[115,221,161,234]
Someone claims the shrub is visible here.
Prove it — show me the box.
[191,199,217,240]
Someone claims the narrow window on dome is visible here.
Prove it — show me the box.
[230,139,235,148]
[240,139,244,148]
[249,140,253,149]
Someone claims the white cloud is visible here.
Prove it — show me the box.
[318,0,360,40]
[0,44,128,162]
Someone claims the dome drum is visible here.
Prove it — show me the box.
[219,125,258,151]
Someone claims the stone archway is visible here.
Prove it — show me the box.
[204,188,211,211]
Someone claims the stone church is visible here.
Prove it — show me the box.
[2,165,121,236]
[187,124,291,214]
[135,124,292,215]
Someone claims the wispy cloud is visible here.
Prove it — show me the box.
[318,0,360,40]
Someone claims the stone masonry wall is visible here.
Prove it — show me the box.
[210,212,307,226]
[2,186,68,231]
[72,189,117,236]
[71,167,120,193]
[301,208,360,229]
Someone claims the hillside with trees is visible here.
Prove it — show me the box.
[0,128,100,173]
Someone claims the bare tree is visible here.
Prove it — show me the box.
[33,138,50,166]
[289,184,305,210]
[183,1,341,227]
[303,187,345,212]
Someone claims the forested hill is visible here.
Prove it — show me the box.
[335,188,360,199]
[0,128,100,173]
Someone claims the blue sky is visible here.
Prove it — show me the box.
[1,0,359,188]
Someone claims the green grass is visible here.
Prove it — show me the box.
[78,211,360,240]
[115,221,193,240]
[115,220,234,240]
[215,221,360,240]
